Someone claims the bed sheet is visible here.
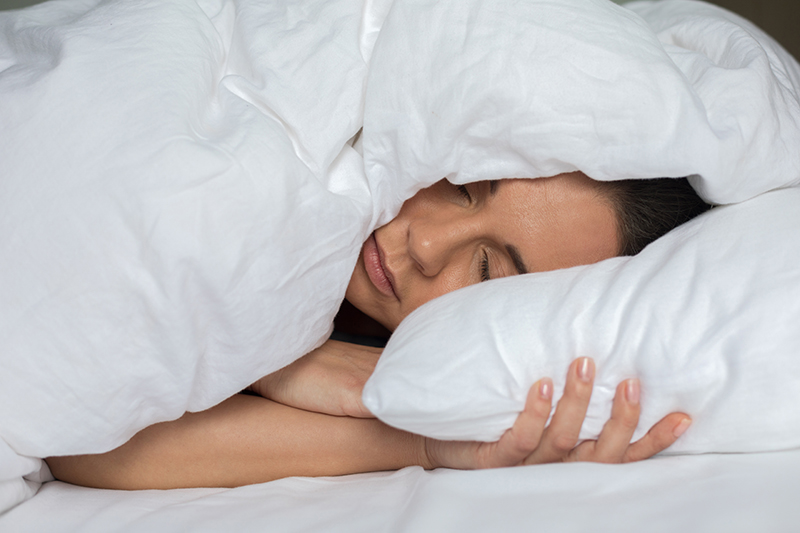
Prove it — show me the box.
[2,449,799,532]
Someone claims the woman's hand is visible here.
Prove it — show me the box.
[249,340,380,418]
[48,357,690,491]
[423,358,692,470]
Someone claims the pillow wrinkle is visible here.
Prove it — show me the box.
[366,187,800,453]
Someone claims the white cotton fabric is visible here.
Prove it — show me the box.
[365,189,800,450]
[0,441,43,516]
[2,0,800,516]
[363,0,800,451]
[0,0,391,464]
[3,451,800,532]
[362,0,800,226]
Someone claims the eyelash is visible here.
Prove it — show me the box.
[480,251,491,282]
[455,183,489,281]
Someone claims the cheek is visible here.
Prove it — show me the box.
[401,268,472,317]
[345,257,377,317]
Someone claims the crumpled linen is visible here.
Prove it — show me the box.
[363,0,800,450]
[362,0,800,226]
[0,0,390,479]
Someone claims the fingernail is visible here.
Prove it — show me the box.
[625,379,640,405]
[539,378,553,400]
[577,357,594,382]
[673,417,692,438]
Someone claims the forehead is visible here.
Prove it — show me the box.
[495,174,619,272]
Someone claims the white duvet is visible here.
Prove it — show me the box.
[0,0,387,510]
[1,0,799,517]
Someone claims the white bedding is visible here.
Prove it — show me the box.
[2,0,800,526]
[2,450,800,532]
[365,0,800,451]
[0,0,378,461]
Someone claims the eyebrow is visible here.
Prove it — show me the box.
[505,244,529,275]
[489,180,499,196]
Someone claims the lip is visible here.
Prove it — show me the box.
[363,233,398,299]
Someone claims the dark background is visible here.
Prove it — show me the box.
[700,0,798,60]
[625,0,799,60]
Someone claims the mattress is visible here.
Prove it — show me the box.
[3,450,800,532]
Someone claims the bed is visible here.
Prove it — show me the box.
[2,0,799,530]
[3,451,800,532]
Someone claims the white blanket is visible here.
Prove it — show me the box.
[0,0,385,457]
[2,0,799,517]
[0,0,388,512]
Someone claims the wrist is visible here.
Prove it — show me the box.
[418,435,439,470]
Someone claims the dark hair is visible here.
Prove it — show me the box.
[596,177,712,256]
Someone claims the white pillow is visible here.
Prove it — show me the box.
[361,0,800,454]
[362,0,800,226]
[364,188,800,453]
[0,0,384,462]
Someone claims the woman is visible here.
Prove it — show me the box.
[46,172,709,489]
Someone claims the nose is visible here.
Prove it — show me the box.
[407,213,479,277]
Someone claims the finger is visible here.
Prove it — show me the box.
[478,378,553,468]
[524,357,594,465]
[590,379,641,463]
[623,413,692,463]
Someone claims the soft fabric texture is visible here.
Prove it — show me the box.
[364,188,800,451]
[362,0,800,225]
[4,450,800,532]
[0,442,43,517]
[362,0,800,451]
[3,0,800,516]
[0,0,392,461]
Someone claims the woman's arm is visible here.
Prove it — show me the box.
[46,358,690,490]
[249,339,381,418]
[46,394,426,490]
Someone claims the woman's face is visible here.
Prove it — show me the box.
[345,172,619,331]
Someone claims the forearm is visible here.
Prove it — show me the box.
[46,394,429,490]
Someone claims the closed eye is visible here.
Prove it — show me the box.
[456,185,472,202]
[480,250,491,282]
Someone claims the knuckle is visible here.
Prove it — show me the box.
[550,433,578,454]
[515,432,543,453]
[567,380,593,400]
[532,401,553,419]
[617,414,640,433]
[508,442,534,461]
